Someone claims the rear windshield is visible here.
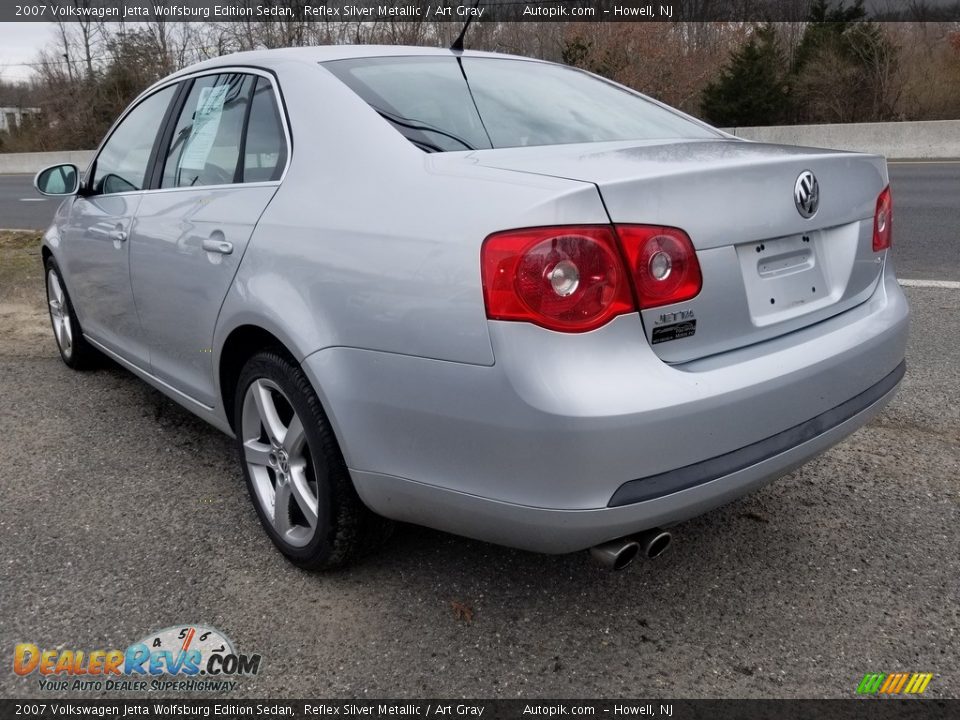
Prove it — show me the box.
[323,56,718,152]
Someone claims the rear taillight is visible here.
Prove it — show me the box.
[481,226,634,332]
[615,226,702,309]
[480,224,702,332]
[873,186,892,252]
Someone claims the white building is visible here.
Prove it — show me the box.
[0,106,39,133]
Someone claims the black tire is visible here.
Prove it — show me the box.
[44,256,101,370]
[233,350,391,569]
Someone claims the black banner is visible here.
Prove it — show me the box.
[1,700,959,720]
[4,0,960,23]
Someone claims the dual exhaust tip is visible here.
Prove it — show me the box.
[590,529,672,571]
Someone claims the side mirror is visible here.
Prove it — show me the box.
[34,164,80,197]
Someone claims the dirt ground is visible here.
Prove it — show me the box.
[0,231,48,355]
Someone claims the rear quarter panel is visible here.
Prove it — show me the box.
[214,59,608,367]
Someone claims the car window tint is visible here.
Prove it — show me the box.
[324,57,493,152]
[161,73,255,188]
[243,77,287,182]
[91,85,176,195]
[243,77,287,183]
[324,57,717,152]
[464,59,716,147]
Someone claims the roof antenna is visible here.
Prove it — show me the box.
[450,0,481,52]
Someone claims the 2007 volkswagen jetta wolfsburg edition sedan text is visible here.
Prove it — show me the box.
[35,46,908,570]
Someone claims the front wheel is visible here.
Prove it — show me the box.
[44,257,100,369]
[234,350,390,569]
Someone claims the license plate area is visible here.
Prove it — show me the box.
[736,231,834,327]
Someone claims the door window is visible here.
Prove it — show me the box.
[90,85,176,195]
[160,73,256,188]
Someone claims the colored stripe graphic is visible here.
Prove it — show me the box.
[879,674,899,693]
[905,673,933,694]
[857,674,886,694]
[859,672,933,695]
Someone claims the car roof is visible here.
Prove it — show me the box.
[168,45,536,78]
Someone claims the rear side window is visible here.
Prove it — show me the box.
[161,73,255,188]
[243,77,287,182]
[323,56,717,152]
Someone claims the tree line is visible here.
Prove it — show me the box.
[1,1,959,151]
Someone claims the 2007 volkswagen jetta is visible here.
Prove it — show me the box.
[34,46,908,570]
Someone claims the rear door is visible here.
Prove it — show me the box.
[61,85,178,365]
[129,70,288,406]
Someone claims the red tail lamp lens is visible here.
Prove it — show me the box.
[616,226,702,309]
[873,186,893,252]
[481,226,635,332]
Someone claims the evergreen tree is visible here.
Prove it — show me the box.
[700,25,791,127]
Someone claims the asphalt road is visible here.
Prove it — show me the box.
[0,174,57,231]
[0,233,958,699]
[2,161,958,281]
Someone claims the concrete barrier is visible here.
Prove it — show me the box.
[0,150,94,175]
[724,119,960,160]
[1,119,958,172]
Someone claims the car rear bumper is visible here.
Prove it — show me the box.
[349,367,899,553]
[301,259,908,553]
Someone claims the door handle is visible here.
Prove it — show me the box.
[202,238,233,255]
[110,229,128,243]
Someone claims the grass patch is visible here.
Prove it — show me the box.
[0,231,44,304]
[0,230,43,250]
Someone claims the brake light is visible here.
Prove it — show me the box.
[481,226,634,332]
[616,225,702,309]
[873,185,893,251]
[481,224,703,332]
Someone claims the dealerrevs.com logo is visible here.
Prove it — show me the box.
[13,625,261,692]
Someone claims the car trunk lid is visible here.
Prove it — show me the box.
[468,138,888,362]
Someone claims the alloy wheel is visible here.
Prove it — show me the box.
[241,378,319,547]
[47,268,73,359]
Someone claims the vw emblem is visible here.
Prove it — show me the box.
[794,170,819,218]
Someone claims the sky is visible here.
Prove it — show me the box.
[0,23,58,83]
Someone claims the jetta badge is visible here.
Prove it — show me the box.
[794,170,819,218]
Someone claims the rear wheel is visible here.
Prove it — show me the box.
[44,258,100,369]
[234,350,390,569]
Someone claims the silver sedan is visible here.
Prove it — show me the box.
[34,46,908,570]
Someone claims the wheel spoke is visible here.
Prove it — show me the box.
[289,468,318,529]
[51,315,62,344]
[282,413,305,456]
[243,439,273,467]
[252,380,286,443]
[272,479,292,536]
[62,315,72,349]
[47,271,61,304]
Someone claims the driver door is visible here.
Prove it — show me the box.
[61,84,179,366]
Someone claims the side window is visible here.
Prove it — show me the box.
[243,78,287,183]
[160,73,255,188]
[91,85,176,195]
